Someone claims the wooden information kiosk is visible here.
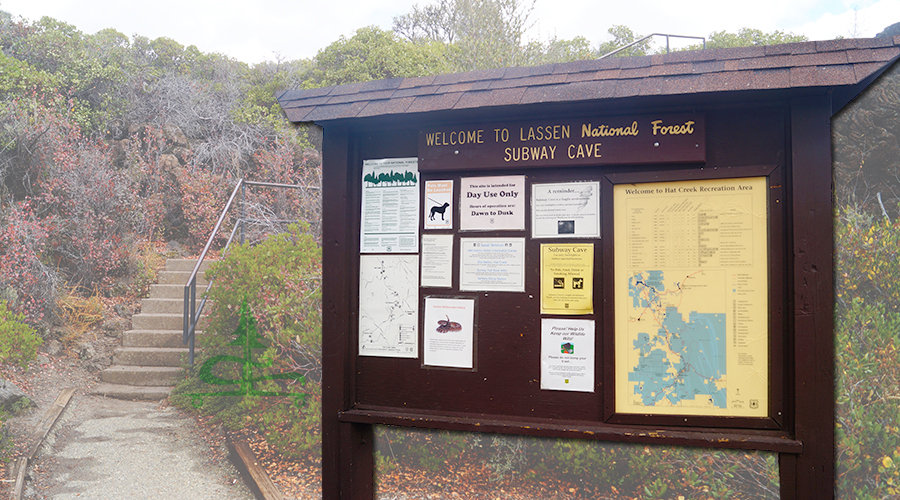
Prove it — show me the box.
[277,37,900,499]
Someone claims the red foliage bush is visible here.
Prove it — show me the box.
[0,201,58,323]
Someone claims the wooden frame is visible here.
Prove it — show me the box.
[320,96,834,499]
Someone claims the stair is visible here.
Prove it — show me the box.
[92,258,213,400]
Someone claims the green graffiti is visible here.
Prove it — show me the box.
[187,300,307,408]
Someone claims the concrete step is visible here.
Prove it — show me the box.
[158,270,211,286]
[90,383,172,401]
[141,298,184,314]
[149,284,187,300]
[132,313,207,331]
[123,330,204,348]
[141,297,216,315]
[164,258,217,273]
[113,347,188,367]
[100,365,182,386]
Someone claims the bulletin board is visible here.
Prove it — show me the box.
[319,100,834,500]
[343,113,788,436]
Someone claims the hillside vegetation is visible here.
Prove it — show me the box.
[0,2,839,498]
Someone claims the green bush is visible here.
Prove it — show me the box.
[172,223,322,459]
[0,301,42,367]
[835,298,900,499]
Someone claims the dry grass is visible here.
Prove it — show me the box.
[57,290,104,344]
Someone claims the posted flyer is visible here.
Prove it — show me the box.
[541,319,595,392]
[423,297,476,369]
[532,181,601,238]
[460,175,525,231]
[421,234,454,288]
[424,180,453,230]
[540,243,594,314]
[360,158,419,253]
[459,238,526,292]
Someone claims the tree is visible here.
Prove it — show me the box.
[393,0,536,71]
[303,26,450,88]
[690,28,807,50]
[595,25,653,58]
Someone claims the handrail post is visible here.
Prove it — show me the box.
[240,182,246,245]
[182,179,313,366]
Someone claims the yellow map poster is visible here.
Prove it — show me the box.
[541,244,593,315]
[614,177,769,417]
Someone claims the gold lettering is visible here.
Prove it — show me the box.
[652,120,695,135]
[581,121,639,138]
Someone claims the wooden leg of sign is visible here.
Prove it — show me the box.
[786,95,835,500]
[339,422,374,500]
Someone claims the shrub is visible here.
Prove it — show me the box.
[0,301,42,367]
[0,202,59,324]
[835,297,900,498]
[172,223,322,458]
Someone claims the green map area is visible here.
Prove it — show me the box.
[627,270,727,408]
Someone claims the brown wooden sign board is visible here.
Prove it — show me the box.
[312,96,835,500]
[418,114,705,171]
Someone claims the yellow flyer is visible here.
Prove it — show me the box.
[540,244,593,314]
[613,177,769,418]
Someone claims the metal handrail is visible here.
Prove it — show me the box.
[182,179,308,366]
[598,33,706,59]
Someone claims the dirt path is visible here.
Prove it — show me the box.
[22,394,253,500]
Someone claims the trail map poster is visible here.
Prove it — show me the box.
[360,158,419,253]
[614,177,769,417]
[358,255,419,358]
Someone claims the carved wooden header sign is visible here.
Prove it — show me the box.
[419,114,705,171]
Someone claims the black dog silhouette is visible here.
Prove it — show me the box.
[429,202,450,221]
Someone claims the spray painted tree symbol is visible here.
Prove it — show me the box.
[188,301,307,408]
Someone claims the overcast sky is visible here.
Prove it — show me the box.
[1,0,898,64]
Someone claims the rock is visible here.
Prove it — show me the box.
[78,343,97,360]
[45,340,63,356]
[162,123,189,146]
[36,355,50,365]
[0,380,33,411]
[166,240,186,256]
[102,318,128,338]
[49,327,67,340]
[114,303,132,318]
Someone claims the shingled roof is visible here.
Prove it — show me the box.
[277,37,900,124]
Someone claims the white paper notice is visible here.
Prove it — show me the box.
[532,181,601,238]
[361,158,419,253]
[460,176,525,231]
[424,180,453,230]
[459,238,525,292]
[358,255,418,358]
[541,318,595,392]
[423,297,475,369]
[421,234,454,288]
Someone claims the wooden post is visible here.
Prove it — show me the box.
[321,123,375,499]
[783,95,836,499]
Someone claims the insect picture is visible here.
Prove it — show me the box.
[436,315,462,333]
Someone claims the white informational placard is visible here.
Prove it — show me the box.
[541,318,595,392]
[360,158,419,253]
[358,255,419,358]
[423,297,476,369]
[532,181,601,238]
[460,176,525,231]
[424,180,453,230]
[459,238,526,292]
[421,234,454,288]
